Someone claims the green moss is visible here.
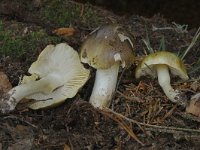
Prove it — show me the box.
[81,6,102,27]
[41,0,102,27]
[0,21,62,59]
[0,1,103,60]
[0,22,24,58]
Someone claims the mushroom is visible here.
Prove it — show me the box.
[0,43,90,113]
[135,51,189,105]
[80,24,135,108]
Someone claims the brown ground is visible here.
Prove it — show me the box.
[0,0,200,150]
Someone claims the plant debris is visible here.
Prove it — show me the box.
[0,72,12,94]
[52,27,76,37]
[186,93,200,117]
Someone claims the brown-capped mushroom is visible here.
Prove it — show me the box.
[80,24,135,108]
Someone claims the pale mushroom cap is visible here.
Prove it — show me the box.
[21,43,90,109]
[135,51,189,80]
[29,43,83,77]
[24,74,89,109]
[80,24,135,69]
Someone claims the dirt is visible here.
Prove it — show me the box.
[0,0,200,150]
[77,0,200,29]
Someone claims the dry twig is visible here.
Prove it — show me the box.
[159,104,178,123]
[102,108,200,135]
[2,115,37,129]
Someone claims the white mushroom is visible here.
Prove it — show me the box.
[0,43,90,113]
[135,51,189,105]
[80,24,135,108]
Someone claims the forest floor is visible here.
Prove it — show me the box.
[0,0,200,149]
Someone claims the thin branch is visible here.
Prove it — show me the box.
[102,108,200,135]
[2,115,37,129]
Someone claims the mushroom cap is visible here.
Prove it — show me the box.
[135,51,189,80]
[22,43,90,109]
[80,24,135,69]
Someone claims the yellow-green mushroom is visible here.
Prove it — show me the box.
[135,51,189,105]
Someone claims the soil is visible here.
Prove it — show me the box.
[77,0,200,29]
[0,0,200,150]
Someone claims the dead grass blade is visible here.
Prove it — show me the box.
[181,27,200,60]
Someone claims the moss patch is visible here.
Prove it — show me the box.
[41,0,102,27]
[0,20,62,60]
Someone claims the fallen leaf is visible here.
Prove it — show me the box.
[0,71,12,93]
[190,81,200,91]
[64,144,70,150]
[136,81,147,92]
[53,27,76,37]
[186,93,200,117]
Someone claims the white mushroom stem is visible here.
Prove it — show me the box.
[89,63,120,108]
[0,73,63,113]
[156,64,180,103]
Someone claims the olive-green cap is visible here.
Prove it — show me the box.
[135,51,189,80]
[80,24,135,69]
